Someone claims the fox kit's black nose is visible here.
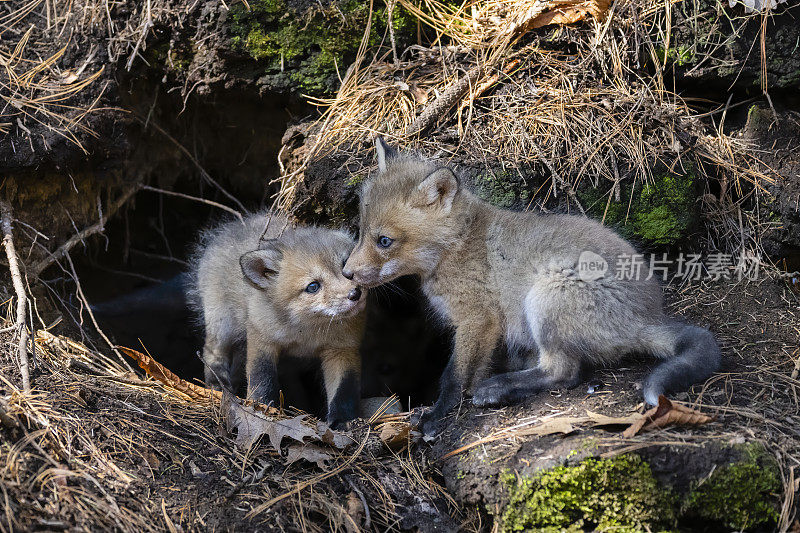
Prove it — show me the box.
[347,287,362,301]
[342,269,354,280]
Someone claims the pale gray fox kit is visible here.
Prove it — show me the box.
[190,211,366,426]
[343,138,721,435]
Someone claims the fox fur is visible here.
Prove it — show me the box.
[189,211,366,426]
[343,138,721,435]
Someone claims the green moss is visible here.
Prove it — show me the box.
[499,455,675,532]
[475,171,519,208]
[345,173,366,187]
[579,169,698,246]
[142,39,194,74]
[229,0,416,95]
[683,444,781,530]
[655,45,695,66]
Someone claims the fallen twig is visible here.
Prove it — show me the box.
[0,200,31,393]
[140,185,244,224]
[31,184,141,278]
[403,64,485,137]
[246,428,370,517]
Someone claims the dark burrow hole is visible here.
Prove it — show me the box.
[60,87,450,418]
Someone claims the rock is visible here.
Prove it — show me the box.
[436,409,782,532]
[736,105,800,264]
[661,2,800,91]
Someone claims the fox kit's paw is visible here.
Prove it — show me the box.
[411,408,447,438]
[204,367,232,393]
[472,376,518,407]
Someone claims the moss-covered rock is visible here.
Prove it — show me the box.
[682,443,781,530]
[474,170,520,209]
[499,455,675,532]
[495,444,781,532]
[228,0,416,96]
[579,168,699,246]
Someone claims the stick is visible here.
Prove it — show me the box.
[403,64,485,137]
[64,253,135,374]
[140,185,244,224]
[31,184,140,278]
[139,119,248,214]
[0,201,31,393]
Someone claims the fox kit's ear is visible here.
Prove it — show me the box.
[375,136,397,173]
[240,245,282,289]
[413,168,459,212]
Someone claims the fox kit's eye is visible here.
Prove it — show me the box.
[305,281,321,294]
[377,235,394,248]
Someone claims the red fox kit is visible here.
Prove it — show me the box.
[343,138,721,435]
[190,212,366,427]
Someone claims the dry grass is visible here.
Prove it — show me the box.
[0,0,196,151]
[0,1,106,152]
[275,0,776,257]
[0,321,460,531]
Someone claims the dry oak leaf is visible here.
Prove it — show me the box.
[379,422,416,451]
[118,345,217,403]
[317,423,355,449]
[527,0,611,30]
[623,395,714,438]
[285,443,334,468]
[224,390,319,451]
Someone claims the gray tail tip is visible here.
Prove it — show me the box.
[643,386,662,407]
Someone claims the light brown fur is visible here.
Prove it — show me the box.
[190,211,366,426]
[344,139,720,435]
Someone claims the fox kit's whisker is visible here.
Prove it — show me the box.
[189,211,367,427]
[343,137,721,437]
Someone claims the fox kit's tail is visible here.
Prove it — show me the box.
[640,321,721,405]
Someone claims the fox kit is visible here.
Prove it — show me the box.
[190,211,366,426]
[343,138,721,435]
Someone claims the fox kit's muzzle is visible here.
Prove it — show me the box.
[342,247,383,288]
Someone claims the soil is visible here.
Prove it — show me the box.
[430,275,800,529]
[2,1,800,531]
[2,271,798,532]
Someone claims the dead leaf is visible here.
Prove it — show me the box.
[224,390,319,450]
[379,422,414,450]
[529,0,611,29]
[120,345,279,419]
[59,70,78,84]
[317,423,354,449]
[623,396,714,438]
[346,491,364,527]
[188,461,206,478]
[584,410,643,427]
[441,410,644,460]
[118,345,218,403]
[409,84,429,105]
[515,416,578,437]
[285,443,333,468]
[142,450,161,470]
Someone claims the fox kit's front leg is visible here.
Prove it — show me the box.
[246,332,280,406]
[419,317,501,436]
[320,347,361,428]
[203,329,236,392]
